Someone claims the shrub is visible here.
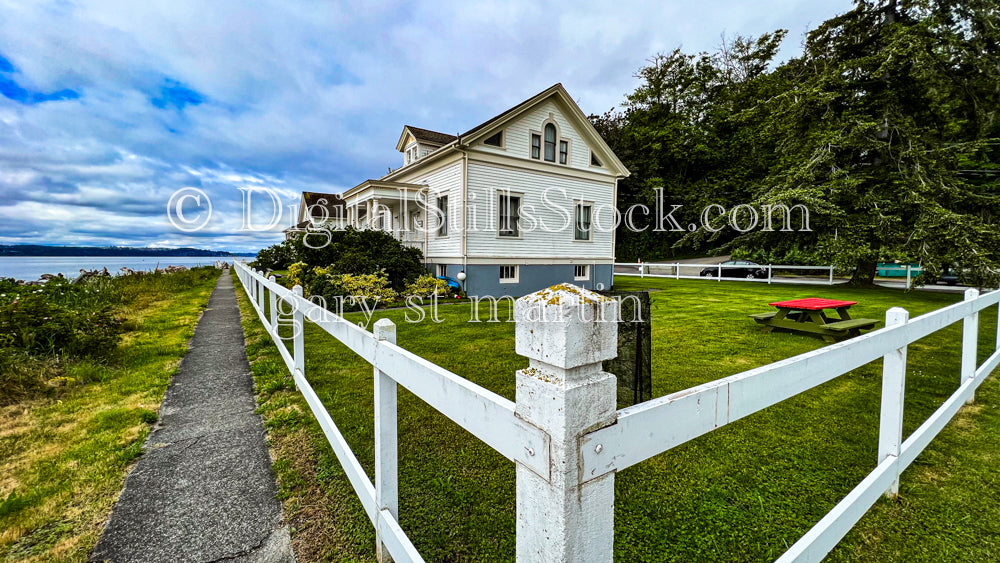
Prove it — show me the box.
[264,227,426,291]
[0,294,124,359]
[286,262,310,290]
[308,269,398,310]
[402,275,448,298]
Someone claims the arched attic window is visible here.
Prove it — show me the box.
[543,123,557,162]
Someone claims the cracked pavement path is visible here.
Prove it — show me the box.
[92,272,295,563]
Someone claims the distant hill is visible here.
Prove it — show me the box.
[0,245,255,257]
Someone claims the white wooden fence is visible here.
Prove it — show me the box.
[616,262,837,285]
[234,262,1000,562]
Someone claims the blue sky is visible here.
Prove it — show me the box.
[0,0,853,253]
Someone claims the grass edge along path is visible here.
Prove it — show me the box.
[236,273,1000,562]
[0,268,220,562]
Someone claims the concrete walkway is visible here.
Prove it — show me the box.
[92,272,294,563]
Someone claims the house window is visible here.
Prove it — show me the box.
[437,264,448,277]
[437,195,449,236]
[591,151,603,167]
[498,192,521,237]
[574,203,592,241]
[574,265,590,280]
[543,124,556,162]
[484,131,503,147]
[559,140,568,164]
[500,265,519,283]
[531,134,541,159]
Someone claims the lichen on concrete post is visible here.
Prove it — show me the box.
[513,283,619,562]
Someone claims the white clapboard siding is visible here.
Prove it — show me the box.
[409,160,463,258]
[465,161,615,259]
[475,99,614,175]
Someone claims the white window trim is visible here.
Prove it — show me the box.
[589,150,604,169]
[435,194,450,238]
[496,189,524,239]
[529,130,542,160]
[574,264,590,281]
[574,200,594,242]
[499,265,520,284]
[482,129,506,150]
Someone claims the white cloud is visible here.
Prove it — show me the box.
[0,0,853,252]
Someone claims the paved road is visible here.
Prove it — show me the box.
[92,272,294,563]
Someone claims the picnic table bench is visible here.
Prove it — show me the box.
[751,298,880,342]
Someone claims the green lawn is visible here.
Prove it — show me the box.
[0,268,220,562]
[236,274,1000,562]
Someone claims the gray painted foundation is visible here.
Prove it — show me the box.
[428,262,613,297]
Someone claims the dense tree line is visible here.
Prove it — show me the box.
[595,0,1000,285]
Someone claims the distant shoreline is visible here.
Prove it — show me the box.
[0,245,255,257]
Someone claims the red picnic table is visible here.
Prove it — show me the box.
[750,297,880,342]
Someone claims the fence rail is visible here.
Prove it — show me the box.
[615,262,837,285]
[234,262,1000,562]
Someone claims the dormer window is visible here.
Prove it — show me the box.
[483,131,503,147]
[405,145,419,165]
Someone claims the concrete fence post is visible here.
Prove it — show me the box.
[268,275,278,332]
[373,318,398,563]
[878,307,909,497]
[292,285,304,391]
[513,284,620,562]
[962,288,980,404]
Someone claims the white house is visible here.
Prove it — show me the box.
[293,83,629,297]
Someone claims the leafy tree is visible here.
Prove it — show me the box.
[598,1,1000,285]
[736,0,1000,285]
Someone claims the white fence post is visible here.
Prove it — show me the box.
[828,266,834,286]
[257,271,266,312]
[962,288,980,404]
[878,307,909,497]
[675,263,680,280]
[767,265,772,285]
[373,318,398,563]
[292,285,304,391]
[268,275,278,331]
[513,284,619,562]
[905,265,912,290]
[996,283,1000,351]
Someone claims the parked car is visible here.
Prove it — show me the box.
[927,264,960,286]
[700,260,768,279]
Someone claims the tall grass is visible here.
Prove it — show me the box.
[0,266,220,562]
[0,268,220,404]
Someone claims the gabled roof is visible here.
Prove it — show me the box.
[299,191,346,223]
[384,83,630,179]
[395,126,457,152]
